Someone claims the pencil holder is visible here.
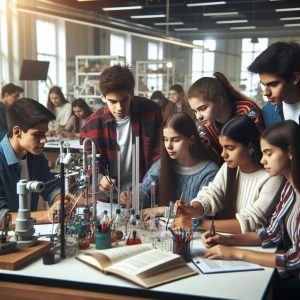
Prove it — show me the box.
[95,229,112,250]
[172,238,191,262]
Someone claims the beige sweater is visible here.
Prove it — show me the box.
[191,163,284,232]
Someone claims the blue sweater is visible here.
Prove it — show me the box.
[140,159,219,208]
[0,135,60,211]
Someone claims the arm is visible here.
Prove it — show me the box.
[200,219,242,234]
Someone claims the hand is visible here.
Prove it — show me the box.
[48,197,73,222]
[174,200,202,219]
[201,231,231,248]
[142,207,166,221]
[204,244,240,260]
[99,176,116,193]
[172,216,193,231]
[46,130,56,137]
[119,191,132,207]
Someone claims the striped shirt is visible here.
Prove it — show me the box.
[80,96,162,179]
[199,99,264,164]
[257,182,300,278]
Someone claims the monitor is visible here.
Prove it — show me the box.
[19,59,50,81]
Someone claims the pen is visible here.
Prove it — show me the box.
[209,218,215,237]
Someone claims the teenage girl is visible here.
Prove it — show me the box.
[63,98,93,138]
[47,86,72,136]
[176,115,283,233]
[201,120,300,299]
[121,112,219,220]
[188,72,264,164]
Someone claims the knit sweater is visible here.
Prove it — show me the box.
[140,159,219,208]
[191,163,284,232]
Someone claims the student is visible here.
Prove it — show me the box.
[164,84,194,120]
[80,65,162,201]
[248,41,300,126]
[47,86,72,136]
[0,83,24,140]
[150,90,169,115]
[63,98,93,138]
[175,115,283,233]
[137,113,219,220]
[201,120,300,299]
[188,72,264,164]
[0,98,61,222]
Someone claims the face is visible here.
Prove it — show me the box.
[103,91,132,120]
[50,92,62,107]
[260,138,290,177]
[259,73,291,105]
[163,127,192,162]
[5,91,21,106]
[73,106,85,119]
[169,90,181,104]
[219,135,250,169]
[189,96,219,126]
[17,122,48,156]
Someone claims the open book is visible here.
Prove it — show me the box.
[191,239,263,274]
[76,244,197,288]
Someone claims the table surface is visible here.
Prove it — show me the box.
[0,239,275,300]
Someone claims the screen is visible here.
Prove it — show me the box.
[19,60,50,80]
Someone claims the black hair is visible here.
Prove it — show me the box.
[7,98,55,137]
[248,41,300,82]
[71,98,93,132]
[1,83,24,97]
[261,120,300,192]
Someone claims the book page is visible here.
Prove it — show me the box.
[106,249,181,277]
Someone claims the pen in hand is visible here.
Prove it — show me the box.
[209,218,215,237]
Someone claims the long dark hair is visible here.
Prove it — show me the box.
[188,72,253,108]
[220,115,262,218]
[159,112,213,206]
[262,120,300,192]
[46,86,68,113]
[71,98,93,132]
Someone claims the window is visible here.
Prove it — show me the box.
[191,40,216,84]
[110,33,125,59]
[36,19,57,106]
[240,38,268,101]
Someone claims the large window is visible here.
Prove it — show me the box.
[240,38,268,102]
[110,33,125,57]
[191,40,216,84]
[36,19,57,106]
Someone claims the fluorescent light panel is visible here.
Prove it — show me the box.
[174,28,198,31]
[280,17,300,21]
[187,1,226,7]
[130,14,165,19]
[203,12,238,16]
[276,7,300,12]
[216,19,248,24]
[103,6,142,11]
[284,23,300,27]
[154,22,184,25]
[230,26,256,30]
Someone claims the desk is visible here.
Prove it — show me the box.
[0,244,275,300]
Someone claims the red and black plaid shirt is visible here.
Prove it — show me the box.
[80,96,162,179]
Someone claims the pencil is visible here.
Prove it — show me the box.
[209,218,215,237]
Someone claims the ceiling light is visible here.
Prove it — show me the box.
[103,6,142,11]
[229,26,256,30]
[216,20,248,24]
[187,1,226,7]
[203,12,238,17]
[174,28,198,31]
[154,22,184,26]
[284,23,300,27]
[280,17,300,21]
[276,7,300,12]
[130,14,165,19]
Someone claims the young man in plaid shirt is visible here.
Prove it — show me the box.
[80,65,162,201]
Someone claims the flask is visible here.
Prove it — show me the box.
[112,208,125,243]
[126,209,142,245]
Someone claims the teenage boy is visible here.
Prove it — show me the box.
[248,41,300,126]
[0,98,61,222]
[0,83,24,140]
[80,65,162,199]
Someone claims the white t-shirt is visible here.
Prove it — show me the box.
[115,116,132,189]
[283,101,300,124]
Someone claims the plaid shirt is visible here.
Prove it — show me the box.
[199,99,265,165]
[80,96,162,179]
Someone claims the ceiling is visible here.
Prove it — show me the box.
[25,0,300,40]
